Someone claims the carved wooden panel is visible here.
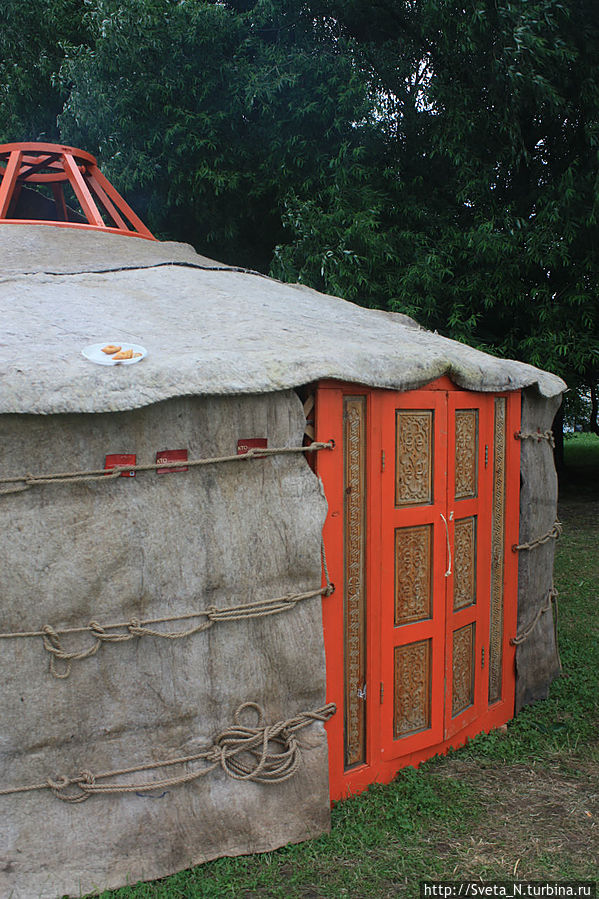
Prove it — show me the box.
[343,396,367,767]
[393,640,431,738]
[395,410,433,507]
[452,623,475,717]
[395,525,433,625]
[489,398,506,704]
[455,409,478,499]
[453,516,477,611]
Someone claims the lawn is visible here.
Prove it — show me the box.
[87,436,599,898]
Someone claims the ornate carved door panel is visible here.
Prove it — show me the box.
[379,390,449,758]
[378,389,495,756]
[443,393,494,739]
[342,396,367,767]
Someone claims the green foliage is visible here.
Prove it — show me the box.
[59,0,371,269]
[0,0,91,141]
[2,0,599,394]
[422,0,599,386]
[274,1,599,392]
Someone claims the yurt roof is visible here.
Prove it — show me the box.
[0,224,565,415]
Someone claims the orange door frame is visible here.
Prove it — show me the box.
[315,378,521,802]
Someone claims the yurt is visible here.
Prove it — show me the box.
[0,144,565,898]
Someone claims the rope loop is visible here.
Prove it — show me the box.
[233,701,266,728]
[513,519,562,553]
[80,769,96,787]
[214,705,302,783]
[88,621,124,644]
[515,429,555,448]
[1,702,337,801]
[511,586,559,646]
[47,773,91,804]
[126,618,144,638]
[42,624,103,679]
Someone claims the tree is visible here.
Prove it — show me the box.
[0,0,90,141]
[274,0,599,399]
[59,0,372,270]
[2,0,598,406]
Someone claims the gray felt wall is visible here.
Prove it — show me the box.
[0,390,330,899]
[515,387,563,712]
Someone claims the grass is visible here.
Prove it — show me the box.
[85,436,599,899]
[563,432,599,472]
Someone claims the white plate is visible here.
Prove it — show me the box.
[82,343,147,366]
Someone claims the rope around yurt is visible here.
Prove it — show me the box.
[0,543,334,679]
[511,515,562,666]
[0,441,334,495]
[0,702,337,802]
[514,429,555,448]
[510,586,559,647]
[512,519,562,552]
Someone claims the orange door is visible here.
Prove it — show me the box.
[378,389,449,759]
[316,380,520,800]
[443,392,493,739]
[378,389,494,758]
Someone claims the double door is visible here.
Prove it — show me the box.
[379,388,492,759]
[316,379,519,799]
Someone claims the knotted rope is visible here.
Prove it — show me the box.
[0,441,334,495]
[515,430,555,448]
[512,519,562,552]
[0,702,337,802]
[510,587,559,646]
[1,544,335,679]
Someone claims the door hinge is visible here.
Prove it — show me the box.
[357,683,367,700]
[485,445,489,468]
[481,646,485,668]
[381,449,386,472]
[380,681,384,703]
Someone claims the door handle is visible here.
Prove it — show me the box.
[440,513,452,577]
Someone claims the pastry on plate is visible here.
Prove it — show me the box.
[101,344,121,354]
[112,348,134,360]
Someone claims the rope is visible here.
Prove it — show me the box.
[515,430,555,448]
[0,546,335,678]
[320,540,334,598]
[512,519,562,552]
[0,702,336,802]
[511,586,559,649]
[0,441,334,495]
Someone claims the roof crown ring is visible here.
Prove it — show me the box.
[0,142,154,240]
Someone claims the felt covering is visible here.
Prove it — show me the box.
[0,223,566,898]
[515,388,563,711]
[0,225,565,415]
[0,391,330,899]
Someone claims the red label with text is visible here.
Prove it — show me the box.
[237,438,268,456]
[156,449,189,474]
[105,453,136,477]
